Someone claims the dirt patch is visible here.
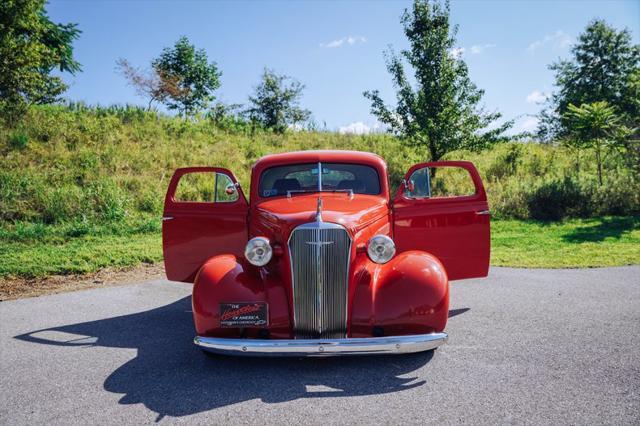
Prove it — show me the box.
[0,263,167,301]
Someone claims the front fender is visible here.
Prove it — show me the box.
[192,255,291,338]
[350,250,449,337]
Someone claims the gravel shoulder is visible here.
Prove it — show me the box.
[0,263,166,301]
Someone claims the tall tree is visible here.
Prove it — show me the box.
[151,36,221,116]
[562,101,631,185]
[115,58,185,111]
[0,0,81,122]
[540,19,640,139]
[246,68,311,133]
[364,0,510,162]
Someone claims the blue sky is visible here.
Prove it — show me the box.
[47,0,640,134]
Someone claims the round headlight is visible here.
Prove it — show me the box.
[367,235,396,264]
[244,237,273,266]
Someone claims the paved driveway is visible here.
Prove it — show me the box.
[1,267,639,424]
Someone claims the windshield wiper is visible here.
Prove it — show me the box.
[286,189,318,198]
[286,189,354,198]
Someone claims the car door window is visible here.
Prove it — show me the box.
[405,166,476,199]
[430,166,476,198]
[174,171,238,203]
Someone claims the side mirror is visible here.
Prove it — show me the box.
[403,168,431,198]
[225,184,237,196]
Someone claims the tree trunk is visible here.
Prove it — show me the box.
[429,143,439,179]
[595,141,603,186]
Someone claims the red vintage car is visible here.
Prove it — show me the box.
[162,150,490,356]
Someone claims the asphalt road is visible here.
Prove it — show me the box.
[1,266,639,425]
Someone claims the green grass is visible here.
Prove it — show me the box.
[0,217,162,278]
[1,216,637,279]
[492,216,640,268]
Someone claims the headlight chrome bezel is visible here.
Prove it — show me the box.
[367,234,396,264]
[244,236,273,266]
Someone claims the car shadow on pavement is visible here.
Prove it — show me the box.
[15,296,439,420]
[448,308,470,318]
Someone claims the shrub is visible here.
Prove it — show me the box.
[485,143,522,180]
[9,131,29,150]
[486,179,530,220]
[588,175,640,216]
[526,177,589,220]
[87,181,129,221]
[38,184,85,223]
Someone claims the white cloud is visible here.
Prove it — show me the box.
[347,36,366,45]
[526,90,550,104]
[527,30,572,53]
[320,35,366,48]
[338,121,383,135]
[339,122,370,135]
[519,117,539,133]
[470,43,496,54]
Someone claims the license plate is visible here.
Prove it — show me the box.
[219,302,268,327]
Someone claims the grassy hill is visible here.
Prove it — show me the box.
[1,105,639,279]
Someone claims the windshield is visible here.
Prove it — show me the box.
[259,162,381,198]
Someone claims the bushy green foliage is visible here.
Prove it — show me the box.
[8,131,29,150]
[364,0,511,160]
[562,101,632,185]
[1,105,638,228]
[541,19,639,140]
[452,143,640,220]
[151,36,222,116]
[246,68,311,133]
[0,0,81,123]
[526,177,588,221]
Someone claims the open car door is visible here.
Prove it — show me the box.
[163,167,248,283]
[392,161,490,281]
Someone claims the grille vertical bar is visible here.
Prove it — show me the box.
[288,223,351,339]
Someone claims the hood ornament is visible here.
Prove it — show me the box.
[315,197,323,222]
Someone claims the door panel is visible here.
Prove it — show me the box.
[392,161,490,281]
[163,167,248,283]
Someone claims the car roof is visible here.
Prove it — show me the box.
[253,150,386,171]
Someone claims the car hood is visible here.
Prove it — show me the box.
[252,193,388,240]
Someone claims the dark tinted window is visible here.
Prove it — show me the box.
[259,163,380,197]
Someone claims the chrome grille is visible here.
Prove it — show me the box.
[288,222,351,339]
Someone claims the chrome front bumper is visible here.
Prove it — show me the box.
[194,332,448,357]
